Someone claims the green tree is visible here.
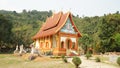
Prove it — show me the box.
[79,34,93,54]
[0,14,13,52]
[0,14,12,43]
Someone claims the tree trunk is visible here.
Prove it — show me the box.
[76,65,79,68]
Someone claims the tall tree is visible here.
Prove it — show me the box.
[0,14,12,43]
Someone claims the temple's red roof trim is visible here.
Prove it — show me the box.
[42,12,62,31]
[32,12,81,40]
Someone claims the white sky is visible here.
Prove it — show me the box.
[0,0,120,17]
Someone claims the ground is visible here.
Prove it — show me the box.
[0,54,74,68]
[68,56,119,68]
[0,54,119,68]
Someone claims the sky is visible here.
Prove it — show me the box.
[0,0,120,17]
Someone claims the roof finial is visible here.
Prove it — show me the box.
[60,8,63,13]
[51,10,55,18]
[52,10,55,15]
[68,8,71,13]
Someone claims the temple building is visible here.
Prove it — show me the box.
[32,11,81,56]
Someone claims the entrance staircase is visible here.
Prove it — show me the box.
[67,49,79,56]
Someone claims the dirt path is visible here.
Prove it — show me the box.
[68,56,119,68]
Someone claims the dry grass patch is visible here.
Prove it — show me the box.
[0,54,74,68]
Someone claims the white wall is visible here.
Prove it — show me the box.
[35,39,39,49]
[52,35,57,48]
[61,37,76,42]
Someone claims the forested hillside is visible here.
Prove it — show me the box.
[74,11,120,53]
[0,10,120,53]
[0,10,52,52]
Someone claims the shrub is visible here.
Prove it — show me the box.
[45,51,52,55]
[61,55,67,63]
[72,56,82,68]
[61,54,65,59]
[63,58,67,63]
[50,56,61,59]
[85,53,92,59]
[95,57,101,62]
[117,57,120,66]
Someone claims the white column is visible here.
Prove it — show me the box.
[35,39,40,49]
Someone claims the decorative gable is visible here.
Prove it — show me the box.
[60,17,76,34]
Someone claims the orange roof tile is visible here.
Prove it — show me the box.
[42,12,62,31]
[32,12,81,40]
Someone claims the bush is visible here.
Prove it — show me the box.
[72,56,82,68]
[50,56,61,59]
[85,53,92,59]
[63,58,67,63]
[45,51,53,55]
[61,54,65,59]
[95,57,101,62]
[117,57,120,66]
[61,55,67,63]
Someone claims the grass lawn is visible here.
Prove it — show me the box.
[0,54,74,68]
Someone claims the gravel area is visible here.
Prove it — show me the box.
[67,56,119,68]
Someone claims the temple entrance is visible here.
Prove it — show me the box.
[66,39,71,49]
[66,38,72,55]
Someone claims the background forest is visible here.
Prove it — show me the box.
[0,10,120,53]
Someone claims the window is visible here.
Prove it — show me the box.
[46,42,49,48]
[40,42,43,48]
[72,42,75,49]
[67,40,70,49]
[61,41,64,48]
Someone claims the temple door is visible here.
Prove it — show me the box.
[66,39,72,55]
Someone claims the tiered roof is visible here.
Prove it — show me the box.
[32,12,81,40]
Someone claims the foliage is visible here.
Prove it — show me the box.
[99,15,120,52]
[117,57,120,66]
[45,51,53,55]
[114,33,120,46]
[0,14,13,53]
[0,10,52,45]
[0,14,12,43]
[0,10,52,53]
[79,34,93,54]
[95,57,101,62]
[0,10,120,53]
[72,56,82,68]
[85,51,92,59]
[50,56,61,59]
[75,11,120,53]
[61,55,68,63]
[61,54,65,59]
